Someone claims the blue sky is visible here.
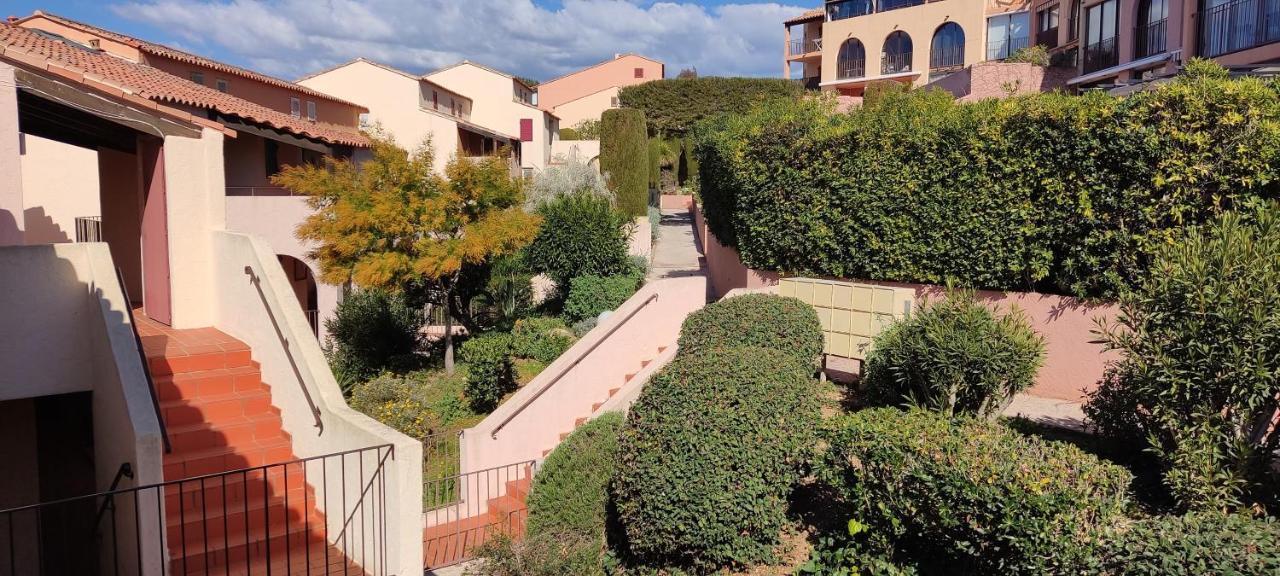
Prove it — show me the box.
[8,1,809,81]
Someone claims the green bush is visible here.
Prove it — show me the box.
[461,333,515,412]
[559,119,600,141]
[614,347,820,571]
[600,108,649,217]
[618,77,803,135]
[523,191,633,290]
[863,292,1045,418]
[1085,203,1280,512]
[510,316,575,363]
[676,294,823,365]
[468,532,601,576]
[347,370,475,440]
[1006,44,1050,66]
[324,288,423,390]
[1091,512,1280,575]
[562,274,642,323]
[818,408,1132,575]
[522,412,624,574]
[695,61,1280,298]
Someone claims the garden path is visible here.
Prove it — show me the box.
[646,208,706,282]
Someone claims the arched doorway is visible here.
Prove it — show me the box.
[277,255,319,336]
[838,39,867,79]
[882,31,914,74]
[930,22,966,74]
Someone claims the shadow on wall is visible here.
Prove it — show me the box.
[22,206,70,244]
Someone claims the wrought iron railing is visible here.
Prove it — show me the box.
[75,216,103,243]
[1037,27,1060,48]
[421,432,462,510]
[225,186,296,197]
[838,62,866,79]
[788,38,822,56]
[1136,18,1169,58]
[987,35,1031,60]
[306,309,320,339]
[882,52,913,75]
[422,460,537,569]
[1201,0,1280,57]
[1083,36,1120,73]
[930,43,965,72]
[0,444,394,576]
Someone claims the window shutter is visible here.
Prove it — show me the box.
[520,118,533,142]
[634,67,644,78]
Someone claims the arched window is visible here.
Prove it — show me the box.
[1068,0,1080,41]
[1135,0,1168,57]
[837,39,867,79]
[882,31,913,74]
[930,22,965,72]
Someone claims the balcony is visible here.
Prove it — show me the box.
[1135,18,1168,58]
[788,37,823,57]
[882,52,913,75]
[1083,36,1120,73]
[827,0,932,21]
[1201,0,1280,57]
[838,62,867,79]
[987,35,1031,60]
[1037,27,1060,49]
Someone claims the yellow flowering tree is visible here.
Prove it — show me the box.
[274,134,540,372]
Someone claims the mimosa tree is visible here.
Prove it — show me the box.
[274,134,539,373]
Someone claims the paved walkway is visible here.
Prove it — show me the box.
[646,208,706,282]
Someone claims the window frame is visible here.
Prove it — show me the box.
[289,97,301,118]
[305,101,317,121]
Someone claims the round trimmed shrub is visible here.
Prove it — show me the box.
[1092,512,1280,575]
[613,347,820,571]
[676,294,822,365]
[523,191,633,291]
[461,333,515,412]
[510,317,575,363]
[563,274,642,323]
[818,408,1132,574]
[863,292,1045,419]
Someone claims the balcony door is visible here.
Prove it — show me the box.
[1083,0,1120,72]
[1136,0,1169,57]
[987,12,1031,59]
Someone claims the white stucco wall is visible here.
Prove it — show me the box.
[163,127,226,329]
[552,86,619,128]
[426,63,556,173]
[19,133,100,244]
[0,64,23,246]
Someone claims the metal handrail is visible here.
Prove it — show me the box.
[244,265,324,430]
[116,266,171,454]
[490,292,659,438]
[92,462,133,529]
[224,185,296,197]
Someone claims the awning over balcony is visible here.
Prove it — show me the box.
[819,70,921,90]
[1067,51,1174,86]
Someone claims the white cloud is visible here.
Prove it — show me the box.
[109,0,809,80]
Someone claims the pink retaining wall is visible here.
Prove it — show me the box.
[659,194,694,210]
[694,205,1118,402]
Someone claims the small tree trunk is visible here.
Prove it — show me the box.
[444,306,455,375]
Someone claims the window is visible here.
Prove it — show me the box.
[305,101,316,121]
[432,90,439,110]
[882,31,913,74]
[1083,0,1119,72]
[215,78,229,92]
[358,112,371,128]
[189,71,204,85]
[1037,5,1061,48]
[264,139,280,176]
[519,118,534,142]
[610,96,620,107]
[1068,0,1080,41]
[827,0,875,21]
[290,97,301,118]
[930,22,965,72]
[634,67,644,78]
[986,12,1031,59]
[836,39,866,78]
[1135,0,1168,57]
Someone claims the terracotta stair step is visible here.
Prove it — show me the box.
[574,417,588,428]
[149,348,254,377]
[657,346,668,354]
[163,437,296,480]
[591,401,604,411]
[160,389,278,428]
[423,514,500,540]
[154,364,265,402]
[608,387,620,397]
[167,498,321,550]
[168,523,329,574]
[167,412,287,453]
[177,544,365,576]
[165,475,314,522]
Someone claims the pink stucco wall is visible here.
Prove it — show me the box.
[694,205,1118,402]
[927,62,1075,101]
[659,194,694,210]
[536,54,664,112]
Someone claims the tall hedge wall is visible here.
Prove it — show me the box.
[694,62,1280,298]
[618,77,803,136]
[600,108,649,217]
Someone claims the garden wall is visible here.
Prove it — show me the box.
[695,204,1116,402]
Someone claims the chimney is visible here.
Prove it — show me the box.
[6,16,19,24]
[87,38,101,50]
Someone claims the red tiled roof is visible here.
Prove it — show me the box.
[22,11,366,111]
[785,8,824,25]
[0,24,368,147]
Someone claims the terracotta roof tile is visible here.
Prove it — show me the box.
[0,24,367,147]
[784,8,824,25]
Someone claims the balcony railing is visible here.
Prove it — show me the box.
[225,185,298,196]
[788,38,823,56]
[838,62,867,79]
[930,44,965,71]
[74,215,102,243]
[1083,36,1121,73]
[1136,18,1168,58]
[987,35,1031,60]
[882,52,913,75]
[1201,0,1280,57]
[1037,27,1060,48]
[827,0,931,21]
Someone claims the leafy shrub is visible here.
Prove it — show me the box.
[525,150,612,211]
[523,191,633,290]
[461,333,515,412]
[863,292,1045,418]
[1091,512,1280,575]
[1006,44,1050,66]
[467,532,601,576]
[559,119,600,141]
[614,347,820,571]
[562,274,642,323]
[818,408,1132,574]
[695,61,1280,298]
[511,316,575,363]
[618,77,803,135]
[571,317,598,337]
[324,288,423,390]
[523,413,624,573]
[676,294,823,365]
[347,370,476,440]
[600,108,649,217]
[1085,204,1280,512]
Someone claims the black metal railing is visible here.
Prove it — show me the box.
[882,52,913,75]
[75,216,103,243]
[1037,27,1060,48]
[788,38,822,56]
[987,35,1031,60]
[0,444,394,576]
[421,433,462,510]
[838,62,866,79]
[1136,18,1168,58]
[827,0,875,20]
[305,309,320,339]
[117,266,171,455]
[1083,36,1120,73]
[930,43,965,71]
[1201,0,1280,57]
[422,461,536,569]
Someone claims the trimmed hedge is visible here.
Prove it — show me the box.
[600,109,649,217]
[523,191,632,291]
[864,293,1045,418]
[676,294,823,365]
[613,347,821,571]
[618,77,803,135]
[1092,512,1280,575]
[510,317,575,364]
[818,408,1132,574]
[695,62,1280,298]
[461,333,515,412]
[324,288,423,390]
[563,273,642,323]
[523,412,625,574]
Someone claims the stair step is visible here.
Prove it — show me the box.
[608,388,620,397]
[166,489,317,548]
[624,372,637,383]
[640,359,652,368]
[657,346,668,354]
[164,468,308,514]
[161,389,278,428]
[154,365,264,402]
[163,437,295,480]
[591,402,603,411]
[574,417,587,427]
[167,522,325,574]
[167,412,286,453]
[149,349,253,377]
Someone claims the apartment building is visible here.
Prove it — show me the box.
[784,0,1034,95]
[425,61,560,177]
[298,58,520,175]
[0,15,421,575]
[536,53,665,128]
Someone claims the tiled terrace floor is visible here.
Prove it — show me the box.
[133,308,249,362]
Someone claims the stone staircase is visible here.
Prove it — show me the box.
[422,469,532,568]
[542,346,666,457]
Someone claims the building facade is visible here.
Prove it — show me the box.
[535,54,665,128]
